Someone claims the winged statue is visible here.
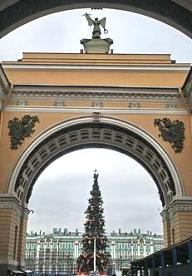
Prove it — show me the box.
[83,13,108,39]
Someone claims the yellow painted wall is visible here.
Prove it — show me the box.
[0,111,192,196]
[0,52,191,196]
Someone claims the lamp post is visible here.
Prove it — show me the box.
[94,236,96,272]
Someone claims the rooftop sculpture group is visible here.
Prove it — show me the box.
[83,13,108,39]
[81,13,113,54]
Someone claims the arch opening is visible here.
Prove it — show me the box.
[9,117,184,208]
[27,147,163,233]
[25,148,163,274]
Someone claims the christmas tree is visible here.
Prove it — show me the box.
[77,171,110,274]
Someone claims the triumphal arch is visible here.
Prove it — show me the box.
[0,11,192,273]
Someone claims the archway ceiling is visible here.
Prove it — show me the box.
[13,121,179,207]
[0,0,191,38]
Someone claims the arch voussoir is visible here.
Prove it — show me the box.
[9,117,183,208]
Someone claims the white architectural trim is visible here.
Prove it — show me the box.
[2,63,191,71]
[4,106,188,115]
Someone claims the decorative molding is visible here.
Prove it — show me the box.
[92,112,101,122]
[8,115,40,150]
[17,100,28,106]
[91,101,103,107]
[0,196,29,216]
[154,118,185,153]
[54,100,65,107]
[3,63,190,71]
[182,68,192,98]
[10,86,183,103]
[161,198,192,221]
[182,68,192,112]
[172,204,192,213]
[128,102,141,108]
[166,103,177,109]
[4,106,188,115]
[0,64,10,96]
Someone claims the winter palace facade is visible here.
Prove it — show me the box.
[25,228,163,274]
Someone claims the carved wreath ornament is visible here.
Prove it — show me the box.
[8,115,39,150]
[154,118,185,153]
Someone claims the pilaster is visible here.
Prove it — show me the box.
[161,197,192,247]
[0,195,29,275]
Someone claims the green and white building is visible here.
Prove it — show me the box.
[25,228,163,274]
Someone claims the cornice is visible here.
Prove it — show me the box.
[2,63,191,71]
[11,85,182,103]
[183,68,192,95]
[161,197,192,221]
[182,67,192,112]
[0,195,29,216]
[0,64,10,96]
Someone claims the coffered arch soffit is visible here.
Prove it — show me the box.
[8,117,184,208]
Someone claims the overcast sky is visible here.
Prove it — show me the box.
[0,8,192,236]
[27,149,163,235]
[0,9,192,61]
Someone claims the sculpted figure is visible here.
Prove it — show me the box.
[83,13,108,39]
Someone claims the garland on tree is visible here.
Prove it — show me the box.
[77,171,110,274]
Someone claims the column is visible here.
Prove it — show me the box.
[160,251,167,276]
[56,241,59,274]
[17,205,29,269]
[49,238,52,274]
[131,242,133,261]
[112,241,116,259]
[172,247,177,276]
[188,240,192,275]
[144,261,148,276]
[43,240,46,273]
[74,241,79,259]
[137,243,140,258]
[143,241,146,257]
[36,241,40,273]
[131,264,137,276]
[151,255,156,276]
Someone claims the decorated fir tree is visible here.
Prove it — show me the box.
[77,171,110,274]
